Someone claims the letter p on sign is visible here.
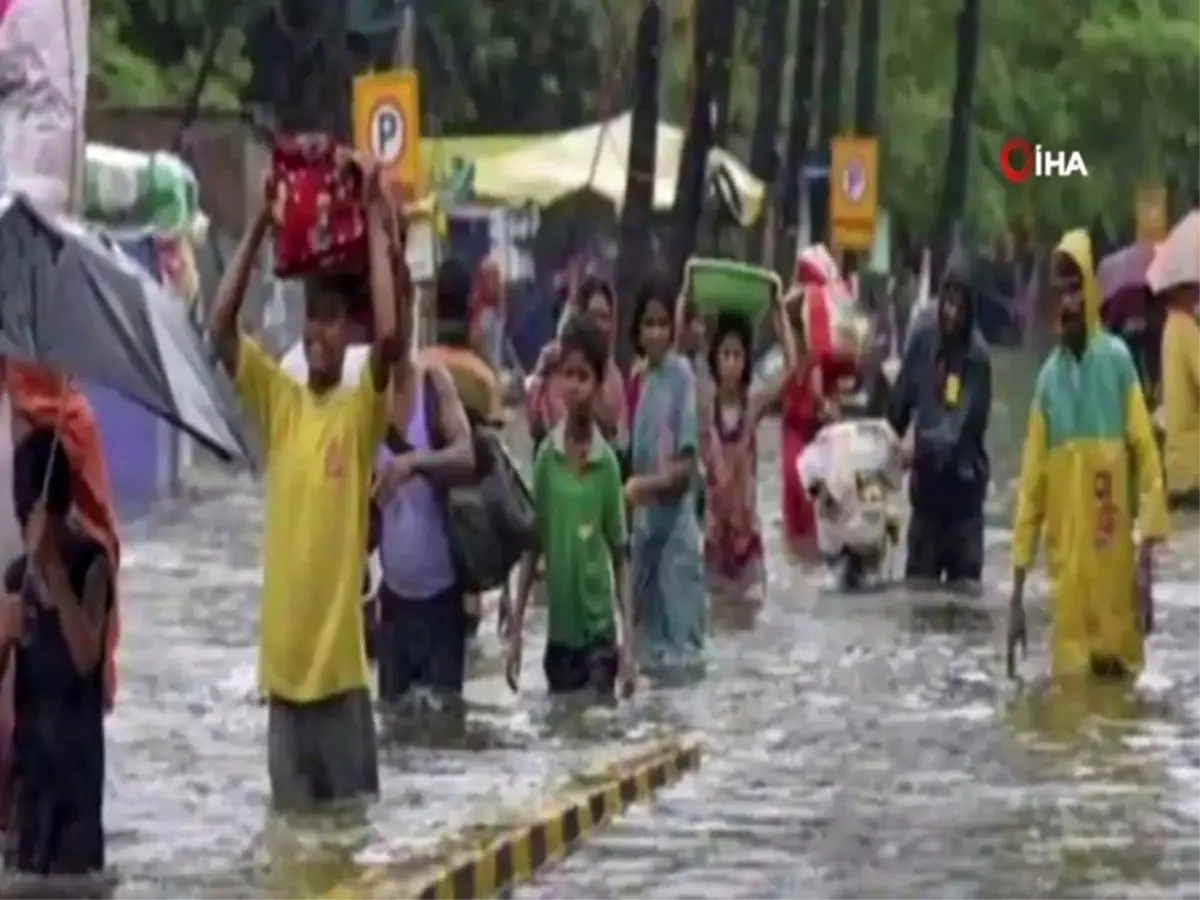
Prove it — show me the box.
[369,104,405,164]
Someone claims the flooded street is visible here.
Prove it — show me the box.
[101,352,1198,899]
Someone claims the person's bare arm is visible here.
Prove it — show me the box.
[510,549,541,637]
[411,364,475,481]
[364,199,401,391]
[637,457,694,497]
[46,556,110,675]
[748,368,788,425]
[210,212,271,376]
[630,363,698,499]
[778,294,801,369]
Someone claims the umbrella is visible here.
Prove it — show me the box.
[0,194,248,460]
[1147,209,1200,295]
[1097,243,1155,329]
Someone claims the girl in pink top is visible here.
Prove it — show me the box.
[700,314,786,605]
[527,276,627,452]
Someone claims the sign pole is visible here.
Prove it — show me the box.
[393,3,415,68]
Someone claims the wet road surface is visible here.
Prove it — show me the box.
[99,351,1197,898]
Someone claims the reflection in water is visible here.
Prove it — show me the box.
[905,596,995,636]
[96,351,1198,898]
[710,595,762,633]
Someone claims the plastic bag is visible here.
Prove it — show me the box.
[0,0,89,214]
[797,419,904,557]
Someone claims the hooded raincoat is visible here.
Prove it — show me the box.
[1160,299,1199,502]
[1152,213,1200,503]
[888,252,991,527]
[1011,230,1169,679]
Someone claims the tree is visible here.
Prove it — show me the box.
[90,0,250,109]
[933,0,981,279]
[671,0,738,280]
[90,0,1200,244]
[614,0,663,363]
[776,0,821,271]
[744,0,791,263]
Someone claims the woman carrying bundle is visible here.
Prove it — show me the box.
[779,245,862,552]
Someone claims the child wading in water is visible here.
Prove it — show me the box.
[626,279,707,668]
[507,317,636,699]
[700,312,785,606]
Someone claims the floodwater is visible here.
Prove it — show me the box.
[83,351,1199,898]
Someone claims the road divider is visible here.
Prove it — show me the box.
[323,736,702,900]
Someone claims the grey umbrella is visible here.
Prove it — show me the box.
[0,194,248,461]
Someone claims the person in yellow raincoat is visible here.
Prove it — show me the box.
[1160,284,1199,508]
[1007,230,1169,681]
[1153,211,1200,509]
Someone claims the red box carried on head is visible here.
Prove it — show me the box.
[268,134,367,278]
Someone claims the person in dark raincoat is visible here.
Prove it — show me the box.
[887,252,992,585]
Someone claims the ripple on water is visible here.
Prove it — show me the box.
[104,405,1200,899]
[513,449,1200,899]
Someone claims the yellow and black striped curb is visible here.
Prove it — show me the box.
[323,737,702,900]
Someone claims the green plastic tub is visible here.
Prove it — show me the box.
[685,257,780,323]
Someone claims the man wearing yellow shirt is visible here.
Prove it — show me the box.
[209,155,401,811]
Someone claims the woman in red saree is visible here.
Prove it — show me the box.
[780,245,862,550]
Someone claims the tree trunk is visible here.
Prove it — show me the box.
[846,0,882,276]
[776,0,822,275]
[934,0,982,282]
[709,2,738,150]
[670,0,716,282]
[615,0,663,366]
[704,1,740,255]
[813,0,847,246]
[744,0,791,264]
[853,0,881,136]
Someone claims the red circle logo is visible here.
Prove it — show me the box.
[999,138,1035,184]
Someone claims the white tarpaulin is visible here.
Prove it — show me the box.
[0,0,89,214]
[797,419,905,558]
[471,113,766,226]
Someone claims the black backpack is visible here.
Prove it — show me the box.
[419,370,536,593]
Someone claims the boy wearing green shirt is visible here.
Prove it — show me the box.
[507,317,635,698]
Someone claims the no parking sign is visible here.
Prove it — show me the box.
[352,69,423,197]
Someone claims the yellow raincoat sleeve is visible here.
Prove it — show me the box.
[1011,400,1049,570]
[1184,316,1200,386]
[1124,380,1170,541]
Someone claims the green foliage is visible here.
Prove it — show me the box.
[880,0,1200,239]
[89,0,1200,238]
[89,0,251,108]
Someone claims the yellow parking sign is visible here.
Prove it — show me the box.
[353,69,422,197]
[830,137,879,251]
